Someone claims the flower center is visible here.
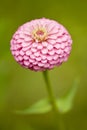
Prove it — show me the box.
[32,27,47,42]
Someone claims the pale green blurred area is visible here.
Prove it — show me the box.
[0,0,87,129]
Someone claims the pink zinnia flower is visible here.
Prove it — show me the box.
[10,18,72,71]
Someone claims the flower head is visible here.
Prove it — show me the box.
[10,18,72,71]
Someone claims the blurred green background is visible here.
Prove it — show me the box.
[0,0,87,129]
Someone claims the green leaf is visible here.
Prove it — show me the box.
[15,98,52,115]
[57,78,80,113]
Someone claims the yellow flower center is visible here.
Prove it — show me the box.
[32,27,47,42]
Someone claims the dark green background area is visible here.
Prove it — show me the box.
[0,0,87,129]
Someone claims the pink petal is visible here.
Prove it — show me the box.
[47,44,53,50]
[26,50,32,56]
[41,48,48,54]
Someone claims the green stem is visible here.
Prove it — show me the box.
[43,70,65,130]
[43,70,58,111]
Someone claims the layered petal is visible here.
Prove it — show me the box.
[10,18,72,71]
